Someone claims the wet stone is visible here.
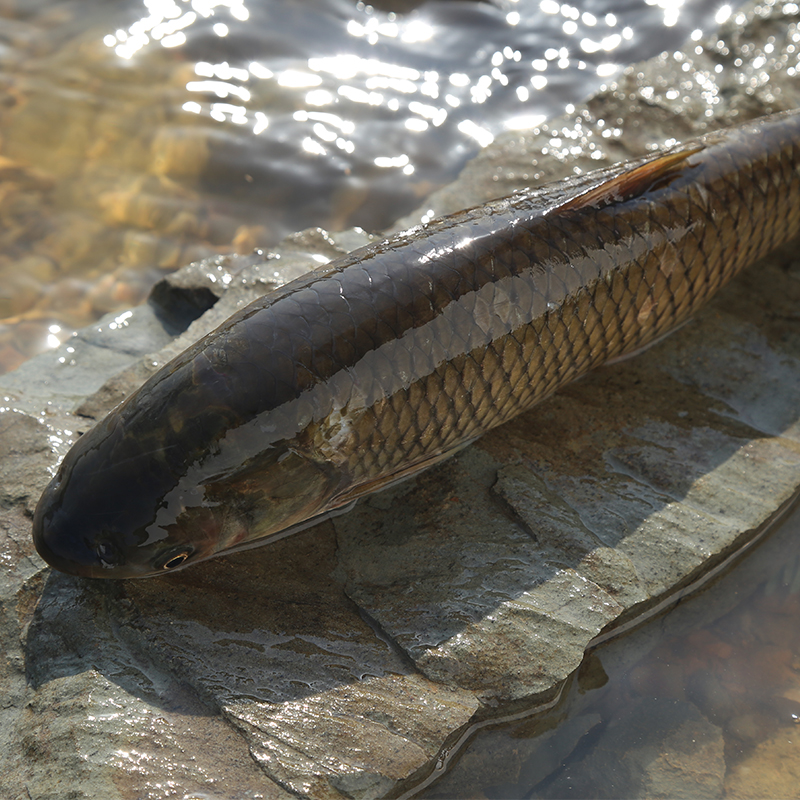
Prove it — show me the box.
[333,446,627,702]
[0,410,50,513]
[685,669,739,726]
[28,528,478,800]
[150,126,211,179]
[492,464,648,608]
[725,733,800,799]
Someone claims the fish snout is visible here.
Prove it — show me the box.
[32,477,128,578]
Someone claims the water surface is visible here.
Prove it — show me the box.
[0,0,733,371]
[419,497,800,799]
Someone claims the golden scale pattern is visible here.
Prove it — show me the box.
[330,115,800,487]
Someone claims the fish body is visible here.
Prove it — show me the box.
[33,110,800,578]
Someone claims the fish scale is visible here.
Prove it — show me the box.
[341,117,800,486]
[33,109,800,578]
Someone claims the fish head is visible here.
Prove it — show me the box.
[32,408,341,579]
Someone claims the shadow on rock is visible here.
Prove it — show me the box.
[25,570,216,717]
[26,521,409,712]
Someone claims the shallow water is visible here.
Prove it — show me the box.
[1,0,730,371]
[417,496,800,799]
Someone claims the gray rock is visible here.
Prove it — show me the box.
[2,0,800,797]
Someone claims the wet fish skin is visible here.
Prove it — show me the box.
[33,109,800,579]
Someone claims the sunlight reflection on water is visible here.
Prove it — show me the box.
[0,0,731,368]
[101,0,729,182]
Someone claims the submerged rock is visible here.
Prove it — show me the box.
[2,0,800,796]
[532,698,726,799]
[725,732,800,800]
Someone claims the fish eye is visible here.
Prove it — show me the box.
[155,546,195,571]
[163,553,189,570]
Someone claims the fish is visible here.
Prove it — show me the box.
[33,109,800,579]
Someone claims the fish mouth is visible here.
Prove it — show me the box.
[33,525,128,579]
[32,528,111,579]
[32,479,83,576]
[31,479,200,580]
[31,479,134,579]
[33,527,193,581]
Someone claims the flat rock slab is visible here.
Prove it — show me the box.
[2,1,800,797]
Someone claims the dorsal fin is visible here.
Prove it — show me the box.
[556,145,703,213]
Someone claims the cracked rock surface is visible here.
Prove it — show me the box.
[3,1,800,797]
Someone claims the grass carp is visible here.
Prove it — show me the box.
[33,109,800,578]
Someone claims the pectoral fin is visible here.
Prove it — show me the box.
[331,438,478,508]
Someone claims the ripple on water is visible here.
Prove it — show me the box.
[0,0,745,371]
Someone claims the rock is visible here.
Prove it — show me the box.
[150,127,211,179]
[333,448,627,702]
[725,731,800,798]
[1,0,799,796]
[533,699,725,799]
[24,530,478,800]
[685,670,738,726]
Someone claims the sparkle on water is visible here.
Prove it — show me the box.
[0,0,740,367]
[99,0,732,185]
